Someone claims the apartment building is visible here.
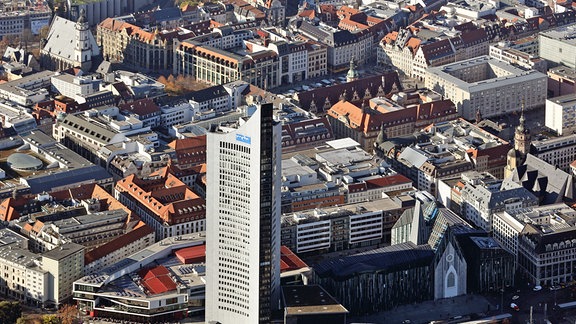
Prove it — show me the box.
[381,119,511,195]
[545,94,576,137]
[380,27,489,80]
[547,66,576,98]
[305,41,328,78]
[83,222,155,275]
[458,172,538,232]
[0,228,49,307]
[42,243,85,304]
[296,21,374,72]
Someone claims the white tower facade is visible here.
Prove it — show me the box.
[206,103,282,324]
[74,9,93,70]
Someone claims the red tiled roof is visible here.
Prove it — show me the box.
[280,246,308,272]
[139,266,177,295]
[84,221,153,265]
[0,198,19,222]
[364,174,412,190]
[167,135,207,150]
[175,244,206,264]
[119,98,159,116]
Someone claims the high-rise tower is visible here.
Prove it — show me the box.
[206,103,282,323]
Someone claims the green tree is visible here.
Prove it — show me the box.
[0,301,22,324]
[16,317,27,324]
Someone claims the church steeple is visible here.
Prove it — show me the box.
[514,100,531,157]
[505,100,531,179]
[74,9,92,70]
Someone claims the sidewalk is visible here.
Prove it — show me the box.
[348,294,496,324]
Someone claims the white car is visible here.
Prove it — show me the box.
[512,295,519,300]
[510,303,520,311]
[533,285,542,291]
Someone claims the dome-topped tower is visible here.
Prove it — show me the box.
[346,57,360,82]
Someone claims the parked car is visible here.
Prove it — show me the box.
[533,285,543,291]
[512,295,520,300]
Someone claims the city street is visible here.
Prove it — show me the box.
[347,284,576,324]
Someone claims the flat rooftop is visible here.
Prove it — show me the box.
[427,56,546,92]
[540,22,576,46]
[548,93,576,107]
[283,285,348,316]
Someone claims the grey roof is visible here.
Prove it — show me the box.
[186,85,228,103]
[23,165,112,194]
[7,153,43,170]
[60,113,116,144]
[152,7,182,22]
[42,16,100,63]
[398,146,429,168]
[540,22,576,46]
[461,181,537,210]
[313,242,434,280]
[42,242,84,261]
[426,56,547,93]
[503,154,574,204]
[0,245,46,270]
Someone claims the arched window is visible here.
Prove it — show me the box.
[447,272,455,287]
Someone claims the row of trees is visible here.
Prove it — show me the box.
[0,302,78,324]
[157,74,203,94]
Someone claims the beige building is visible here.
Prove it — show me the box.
[174,40,280,89]
[380,28,488,81]
[425,56,547,120]
[42,243,85,304]
[305,41,328,78]
[97,18,187,73]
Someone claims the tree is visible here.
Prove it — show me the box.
[42,315,60,324]
[38,25,50,40]
[58,305,77,324]
[16,317,27,324]
[0,301,22,324]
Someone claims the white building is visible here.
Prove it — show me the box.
[160,101,194,128]
[205,103,282,323]
[51,74,101,104]
[545,94,576,136]
[459,172,538,232]
[0,228,49,306]
[531,133,576,172]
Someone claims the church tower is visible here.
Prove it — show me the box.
[504,103,531,178]
[514,106,531,157]
[74,9,92,71]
